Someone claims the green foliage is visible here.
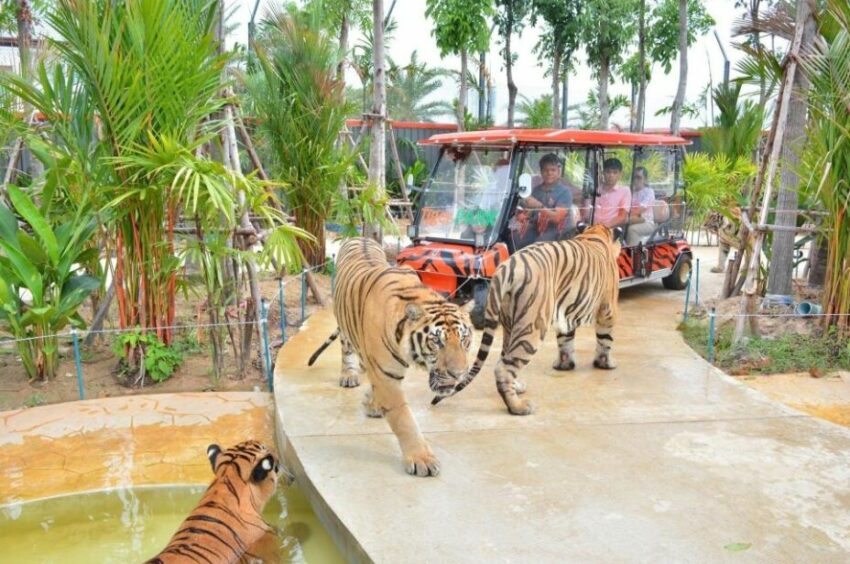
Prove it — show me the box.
[798,0,850,335]
[579,0,637,74]
[682,153,755,225]
[113,330,182,383]
[387,51,453,121]
[0,187,99,381]
[702,82,765,160]
[568,90,630,129]
[532,0,583,71]
[646,0,714,74]
[248,4,352,265]
[517,94,553,128]
[679,319,850,374]
[23,394,45,408]
[426,0,494,57]
[330,183,397,238]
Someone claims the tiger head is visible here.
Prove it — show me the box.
[403,301,473,398]
[576,223,622,256]
[206,440,280,511]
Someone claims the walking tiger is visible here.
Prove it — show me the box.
[433,224,621,415]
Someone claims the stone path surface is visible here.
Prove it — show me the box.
[274,249,850,563]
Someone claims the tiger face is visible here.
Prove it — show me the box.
[405,302,474,397]
[206,440,280,511]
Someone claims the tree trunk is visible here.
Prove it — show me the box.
[551,45,562,128]
[458,47,468,131]
[766,0,815,297]
[598,56,609,129]
[336,11,350,82]
[670,0,688,136]
[505,4,517,128]
[366,0,386,242]
[808,237,828,287]
[637,0,647,132]
[16,0,33,81]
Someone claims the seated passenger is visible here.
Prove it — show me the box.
[512,153,574,248]
[626,166,656,245]
[587,158,631,230]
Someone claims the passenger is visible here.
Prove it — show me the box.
[588,158,630,230]
[626,166,656,245]
[514,153,574,248]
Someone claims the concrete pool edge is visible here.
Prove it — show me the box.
[275,413,372,564]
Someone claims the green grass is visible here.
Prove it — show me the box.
[679,319,850,374]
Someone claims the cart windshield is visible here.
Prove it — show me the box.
[416,147,513,244]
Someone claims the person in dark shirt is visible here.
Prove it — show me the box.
[514,153,574,247]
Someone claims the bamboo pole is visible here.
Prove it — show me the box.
[733,16,805,345]
[387,122,414,221]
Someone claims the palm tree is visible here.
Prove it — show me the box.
[248,5,352,265]
[516,94,553,128]
[387,51,453,121]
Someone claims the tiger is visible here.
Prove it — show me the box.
[145,440,281,564]
[308,237,473,477]
[432,224,621,416]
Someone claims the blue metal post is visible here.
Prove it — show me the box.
[300,270,307,324]
[707,307,717,364]
[71,328,85,400]
[683,267,692,322]
[695,258,701,307]
[260,299,273,392]
[278,278,287,344]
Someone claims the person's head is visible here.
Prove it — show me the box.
[602,158,623,189]
[538,153,562,186]
[633,166,649,190]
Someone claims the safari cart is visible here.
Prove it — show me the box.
[397,129,693,328]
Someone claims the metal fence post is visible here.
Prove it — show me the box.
[260,299,273,392]
[695,257,701,307]
[278,277,287,344]
[71,328,85,400]
[330,254,336,296]
[707,307,717,364]
[300,270,307,324]
[683,267,693,322]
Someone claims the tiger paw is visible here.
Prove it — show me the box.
[362,390,385,418]
[593,355,617,369]
[404,448,441,477]
[507,398,534,416]
[339,373,361,387]
[552,353,576,371]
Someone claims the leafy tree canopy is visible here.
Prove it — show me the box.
[531,0,582,73]
[580,0,637,74]
[647,0,714,74]
[426,0,494,57]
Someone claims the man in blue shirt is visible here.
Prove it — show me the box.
[516,153,574,247]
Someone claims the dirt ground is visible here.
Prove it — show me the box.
[0,273,332,412]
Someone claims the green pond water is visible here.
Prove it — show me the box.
[0,485,344,563]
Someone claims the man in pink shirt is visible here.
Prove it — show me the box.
[587,158,630,228]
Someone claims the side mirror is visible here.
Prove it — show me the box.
[517,173,533,199]
[575,222,588,234]
[407,224,419,239]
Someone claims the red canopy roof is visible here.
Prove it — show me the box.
[418,128,691,147]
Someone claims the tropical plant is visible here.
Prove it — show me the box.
[248,5,352,265]
[517,94,553,128]
[798,0,850,335]
[0,185,99,380]
[701,82,765,160]
[2,0,305,383]
[387,51,453,121]
[330,182,396,238]
[426,0,494,129]
[568,90,631,130]
[683,152,756,225]
[531,0,583,128]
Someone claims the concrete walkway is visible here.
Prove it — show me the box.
[274,249,850,563]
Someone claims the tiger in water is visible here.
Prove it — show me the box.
[433,224,621,415]
[308,237,473,477]
[145,440,281,563]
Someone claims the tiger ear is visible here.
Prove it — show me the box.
[405,303,423,321]
[251,455,277,483]
[207,444,222,472]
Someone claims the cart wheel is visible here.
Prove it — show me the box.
[663,255,692,290]
[470,280,489,330]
